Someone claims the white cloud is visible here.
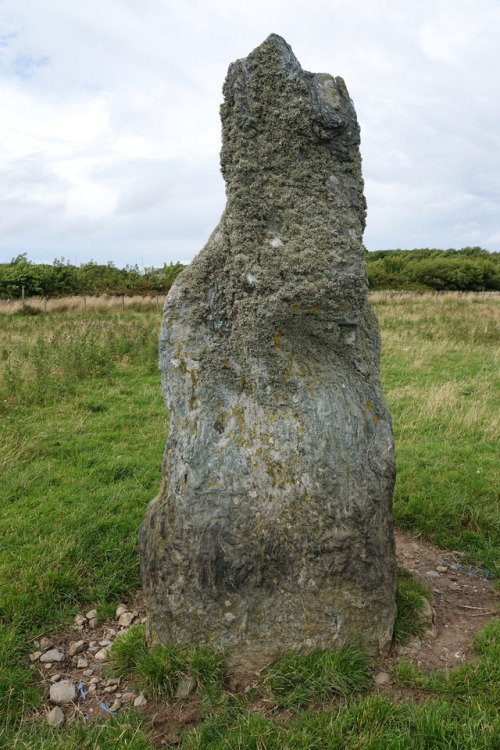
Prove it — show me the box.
[0,0,499,268]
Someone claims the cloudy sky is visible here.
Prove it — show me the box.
[1,0,499,268]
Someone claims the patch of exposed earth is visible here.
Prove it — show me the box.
[29,529,497,733]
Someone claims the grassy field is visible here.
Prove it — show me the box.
[0,292,498,748]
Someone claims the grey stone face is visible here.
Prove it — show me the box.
[140,34,396,669]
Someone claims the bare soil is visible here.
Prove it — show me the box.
[391,529,496,669]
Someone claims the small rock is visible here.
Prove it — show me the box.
[89,677,100,684]
[374,672,391,686]
[75,614,87,626]
[409,636,422,651]
[140,617,147,624]
[94,648,109,661]
[49,680,77,705]
[115,692,122,698]
[44,663,53,670]
[99,639,112,647]
[118,612,135,627]
[68,640,86,657]
[109,699,121,712]
[29,651,42,662]
[104,678,121,686]
[121,692,136,702]
[77,658,88,669]
[103,685,117,694]
[88,683,97,693]
[40,649,64,663]
[175,676,196,699]
[418,599,436,632]
[50,674,62,683]
[134,692,147,707]
[47,706,65,727]
[116,605,128,617]
[85,609,97,620]
[88,618,98,629]
[39,637,53,650]
[395,636,422,657]
[436,565,448,573]
[74,625,84,632]
[424,571,440,578]
[83,669,93,677]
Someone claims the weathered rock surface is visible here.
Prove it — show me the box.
[49,680,77,705]
[40,649,64,663]
[140,34,396,668]
[46,705,65,726]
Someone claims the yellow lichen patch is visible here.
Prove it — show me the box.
[273,332,283,349]
[365,402,373,410]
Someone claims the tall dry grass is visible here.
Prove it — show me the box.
[2,290,499,315]
[0,294,164,315]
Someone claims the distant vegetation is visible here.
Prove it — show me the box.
[0,254,185,299]
[366,246,500,291]
[1,247,499,299]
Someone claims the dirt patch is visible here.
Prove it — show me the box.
[146,701,200,747]
[391,529,497,671]
[28,594,148,725]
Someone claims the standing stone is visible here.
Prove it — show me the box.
[140,34,396,668]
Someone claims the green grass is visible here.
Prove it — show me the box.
[263,647,372,708]
[372,293,499,576]
[393,569,432,645]
[0,311,166,731]
[180,696,499,750]
[0,295,499,747]
[107,625,225,702]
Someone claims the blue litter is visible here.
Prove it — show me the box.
[76,683,87,700]
[99,702,117,715]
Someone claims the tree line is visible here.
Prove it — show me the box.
[0,254,185,299]
[1,247,499,298]
[366,246,500,291]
